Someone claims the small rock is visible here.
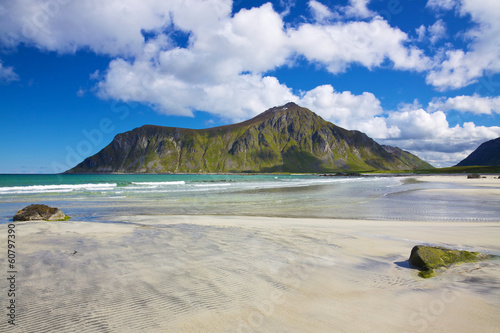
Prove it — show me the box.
[467,173,481,179]
[13,204,69,221]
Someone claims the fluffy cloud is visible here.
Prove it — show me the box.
[288,18,430,73]
[303,94,500,166]
[416,25,426,41]
[342,0,375,19]
[98,55,297,120]
[0,0,232,56]
[417,20,446,45]
[0,0,429,74]
[98,3,294,120]
[429,20,447,44]
[378,107,500,166]
[297,91,500,166]
[429,94,500,115]
[385,108,500,146]
[189,3,290,75]
[298,85,400,139]
[387,109,450,140]
[308,0,374,22]
[97,3,430,120]
[308,0,338,22]
[0,61,19,82]
[426,0,500,89]
[298,88,500,166]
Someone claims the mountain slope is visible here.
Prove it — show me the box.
[381,145,433,170]
[66,103,433,173]
[455,137,500,167]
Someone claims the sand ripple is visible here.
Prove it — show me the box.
[2,217,500,332]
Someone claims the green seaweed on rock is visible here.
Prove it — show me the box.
[409,245,494,278]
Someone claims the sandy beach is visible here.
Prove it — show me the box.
[2,175,500,332]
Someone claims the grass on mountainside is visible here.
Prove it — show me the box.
[361,165,500,175]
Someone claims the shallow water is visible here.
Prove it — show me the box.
[1,174,499,223]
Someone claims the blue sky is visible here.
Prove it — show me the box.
[1,0,500,173]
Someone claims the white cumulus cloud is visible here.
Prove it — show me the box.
[96,3,430,120]
[0,0,232,56]
[342,0,375,19]
[298,85,400,139]
[98,55,297,121]
[309,0,374,22]
[429,94,500,115]
[296,89,500,166]
[416,20,446,44]
[426,0,500,90]
[429,20,447,44]
[97,3,294,120]
[378,107,500,166]
[308,0,338,22]
[296,93,500,166]
[288,18,430,73]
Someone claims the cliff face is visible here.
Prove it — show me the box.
[66,103,433,173]
[455,137,500,167]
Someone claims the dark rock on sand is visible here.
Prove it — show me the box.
[13,204,69,221]
[320,172,363,177]
[467,173,481,179]
[409,245,494,278]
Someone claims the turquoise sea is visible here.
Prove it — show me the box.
[1,174,499,223]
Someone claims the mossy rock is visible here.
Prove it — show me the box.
[409,245,494,278]
[13,204,70,222]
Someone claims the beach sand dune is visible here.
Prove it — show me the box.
[2,216,500,332]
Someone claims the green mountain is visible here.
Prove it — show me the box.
[66,103,433,173]
[455,137,500,167]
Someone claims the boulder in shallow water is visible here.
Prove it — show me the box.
[409,245,493,278]
[13,204,69,221]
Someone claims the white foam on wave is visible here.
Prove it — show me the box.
[131,181,186,186]
[0,183,117,194]
[193,183,232,187]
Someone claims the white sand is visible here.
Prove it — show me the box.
[2,214,500,333]
[415,174,500,187]
[415,174,500,199]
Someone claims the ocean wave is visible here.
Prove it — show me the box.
[0,183,117,194]
[130,181,186,186]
